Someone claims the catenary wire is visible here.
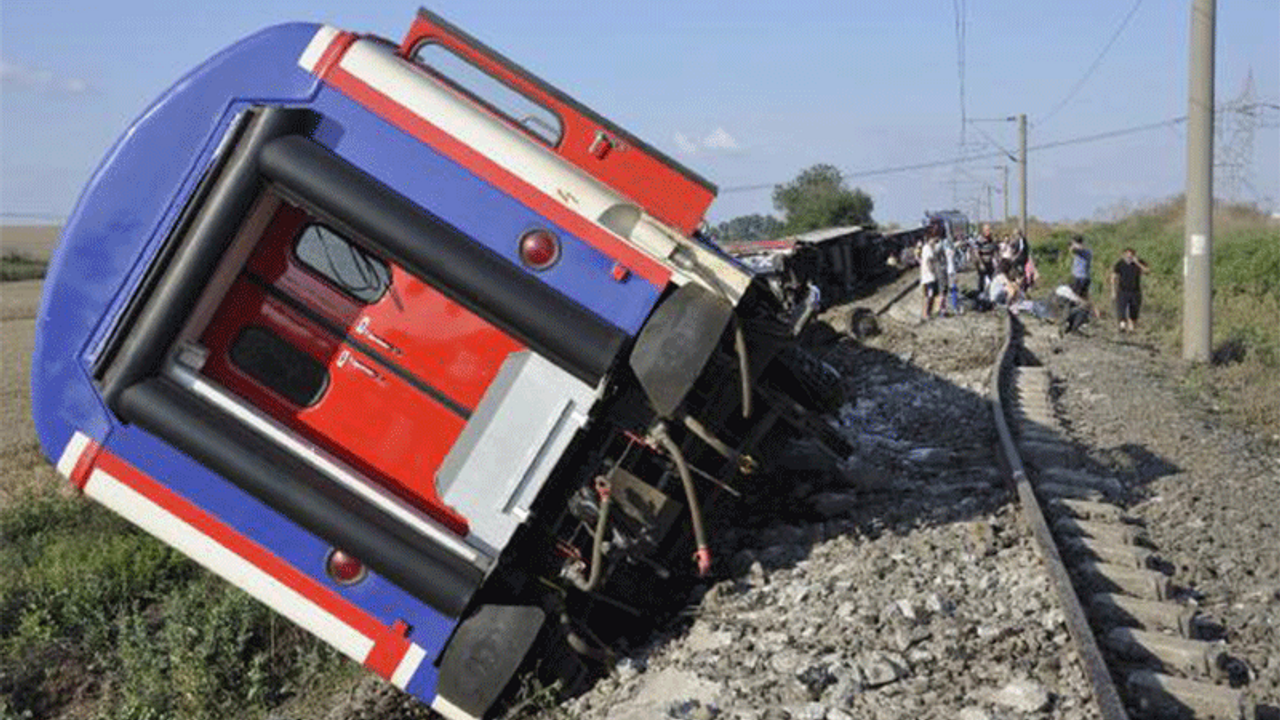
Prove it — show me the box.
[720,115,1190,194]
[1039,0,1146,127]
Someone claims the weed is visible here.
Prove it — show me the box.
[502,672,573,720]
[107,575,342,720]
[0,252,47,282]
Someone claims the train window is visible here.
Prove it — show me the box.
[294,224,391,304]
[229,326,329,407]
[412,43,563,146]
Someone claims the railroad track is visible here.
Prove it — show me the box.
[989,310,1257,720]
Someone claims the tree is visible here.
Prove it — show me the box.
[772,164,875,233]
[712,213,785,245]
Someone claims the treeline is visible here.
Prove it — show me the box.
[711,164,876,245]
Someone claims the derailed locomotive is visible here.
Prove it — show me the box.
[31,9,846,718]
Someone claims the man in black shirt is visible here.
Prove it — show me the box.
[1110,248,1149,332]
[972,223,998,294]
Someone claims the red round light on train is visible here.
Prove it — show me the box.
[518,229,560,270]
[326,549,366,585]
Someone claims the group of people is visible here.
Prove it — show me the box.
[915,225,1151,334]
[916,222,1035,320]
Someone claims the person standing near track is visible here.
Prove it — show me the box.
[942,232,959,314]
[972,223,998,294]
[1110,247,1149,332]
[1068,235,1097,317]
[918,229,941,321]
[1011,230,1029,270]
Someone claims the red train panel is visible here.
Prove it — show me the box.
[395,8,717,236]
[245,204,525,410]
[200,278,470,534]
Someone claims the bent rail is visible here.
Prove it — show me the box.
[989,310,1130,720]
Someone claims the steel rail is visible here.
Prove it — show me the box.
[989,310,1130,720]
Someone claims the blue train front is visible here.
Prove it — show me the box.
[32,9,844,718]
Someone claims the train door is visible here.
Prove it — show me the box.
[198,200,523,533]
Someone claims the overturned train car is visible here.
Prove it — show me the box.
[31,8,847,719]
[727,225,920,314]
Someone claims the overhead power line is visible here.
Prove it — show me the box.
[1039,0,1146,127]
[1029,115,1186,151]
[966,120,1018,161]
[720,151,1003,194]
[719,115,1190,194]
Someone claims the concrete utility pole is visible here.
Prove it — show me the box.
[1184,0,1215,362]
[999,165,1010,224]
[1018,114,1028,235]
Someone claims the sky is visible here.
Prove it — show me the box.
[1,1,1277,229]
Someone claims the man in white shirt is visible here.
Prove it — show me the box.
[919,232,941,320]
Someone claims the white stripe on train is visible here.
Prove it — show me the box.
[56,434,428,692]
[298,24,340,75]
[432,694,482,720]
[391,643,428,692]
[55,430,91,478]
[295,27,752,299]
[83,465,377,662]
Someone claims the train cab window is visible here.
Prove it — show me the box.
[229,326,329,407]
[294,224,391,304]
[412,43,563,146]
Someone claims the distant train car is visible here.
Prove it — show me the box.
[725,226,909,314]
[32,8,844,718]
[924,209,970,245]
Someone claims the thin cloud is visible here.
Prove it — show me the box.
[675,127,745,156]
[674,132,699,155]
[703,127,740,152]
[0,59,91,95]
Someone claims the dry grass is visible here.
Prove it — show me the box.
[0,443,62,511]
[1,316,38,452]
[0,225,61,261]
[0,280,43,321]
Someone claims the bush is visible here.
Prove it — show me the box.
[108,576,343,720]
[0,252,47,281]
[0,487,344,720]
[0,490,193,717]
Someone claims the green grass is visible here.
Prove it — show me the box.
[1029,198,1280,431]
[0,486,349,720]
[0,252,47,282]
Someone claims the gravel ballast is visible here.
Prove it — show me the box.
[1020,315,1280,713]
[546,286,1104,720]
